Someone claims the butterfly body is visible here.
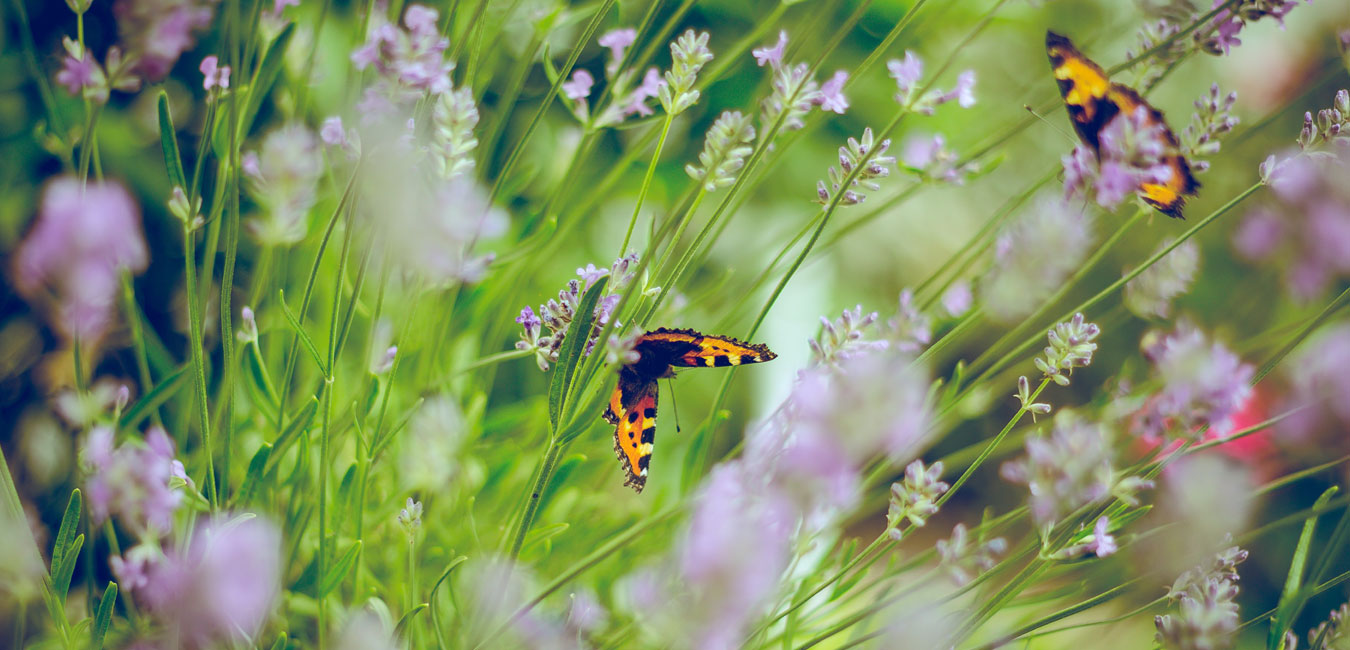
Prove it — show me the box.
[1045,31,1198,218]
[604,327,776,492]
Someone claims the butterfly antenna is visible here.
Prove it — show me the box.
[666,378,682,434]
[1024,104,1079,146]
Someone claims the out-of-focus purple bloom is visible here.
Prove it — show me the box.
[1125,239,1200,319]
[752,30,787,68]
[901,133,972,184]
[1002,411,1151,528]
[599,27,636,73]
[1278,324,1350,447]
[199,55,229,91]
[815,70,849,114]
[243,124,322,247]
[83,426,183,538]
[14,177,148,343]
[562,69,594,101]
[946,70,976,108]
[1306,603,1350,649]
[1235,146,1350,299]
[114,516,282,648]
[942,281,972,317]
[889,288,932,353]
[937,523,1006,586]
[887,51,923,96]
[1205,0,1307,56]
[320,116,347,146]
[56,39,106,100]
[677,464,794,650]
[54,378,126,428]
[1135,324,1253,440]
[1089,516,1118,556]
[113,0,215,80]
[978,195,1094,323]
[272,0,298,15]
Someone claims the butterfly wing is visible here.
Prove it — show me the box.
[1046,30,1116,152]
[637,327,777,368]
[604,372,658,492]
[1106,86,1200,219]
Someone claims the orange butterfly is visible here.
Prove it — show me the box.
[604,328,776,492]
[1046,30,1198,218]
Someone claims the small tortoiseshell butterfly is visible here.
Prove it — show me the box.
[603,327,776,492]
[1046,30,1199,218]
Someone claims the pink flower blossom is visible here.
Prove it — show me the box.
[752,30,787,68]
[816,70,849,114]
[114,0,216,80]
[14,178,148,343]
[83,426,182,537]
[561,69,594,101]
[199,55,230,91]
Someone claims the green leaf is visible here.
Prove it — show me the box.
[428,556,468,650]
[156,92,186,189]
[523,522,570,552]
[91,582,117,650]
[548,277,607,433]
[278,289,328,377]
[118,363,189,429]
[238,443,272,505]
[52,534,83,602]
[335,464,357,516]
[268,632,288,650]
[242,24,295,133]
[1269,485,1337,649]
[393,603,428,640]
[264,397,320,478]
[320,540,362,598]
[50,488,80,579]
[243,344,280,418]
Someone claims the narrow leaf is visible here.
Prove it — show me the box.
[238,443,272,505]
[548,277,607,433]
[50,488,81,579]
[393,603,428,640]
[118,363,189,429]
[278,289,328,377]
[156,92,186,189]
[320,541,362,598]
[52,534,83,601]
[523,522,570,551]
[242,24,295,132]
[91,582,117,650]
[264,397,320,478]
[1269,486,1337,649]
[268,632,288,650]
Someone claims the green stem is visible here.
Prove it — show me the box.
[507,438,565,560]
[182,220,218,508]
[939,379,1050,507]
[619,113,676,256]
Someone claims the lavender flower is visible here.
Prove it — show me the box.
[516,254,646,371]
[243,124,322,246]
[1015,375,1052,420]
[1054,516,1119,558]
[937,523,1007,586]
[1156,542,1248,650]
[815,70,849,114]
[886,459,948,539]
[901,133,974,184]
[598,27,636,74]
[199,55,230,92]
[808,305,886,367]
[1066,105,1177,210]
[56,38,113,102]
[397,497,422,538]
[686,111,756,192]
[761,62,819,137]
[431,85,479,179]
[659,29,712,115]
[1001,411,1151,528]
[752,30,787,68]
[620,67,664,118]
[888,51,977,114]
[816,127,895,206]
[1033,313,1101,387]
[1278,324,1350,443]
[1125,239,1200,319]
[113,516,282,648]
[14,177,149,343]
[978,195,1094,323]
[1235,141,1350,299]
[83,426,183,538]
[888,288,932,353]
[561,69,594,102]
[1205,0,1308,56]
[1295,90,1350,151]
[113,0,215,80]
[1135,324,1253,440]
[942,281,973,317]
[1180,84,1239,173]
[351,4,453,96]
[676,464,793,650]
[1305,603,1350,650]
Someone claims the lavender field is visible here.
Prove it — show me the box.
[3,0,1350,648]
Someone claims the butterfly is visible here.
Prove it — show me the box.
[1045,30,1198,218]
[603,327,776,492]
